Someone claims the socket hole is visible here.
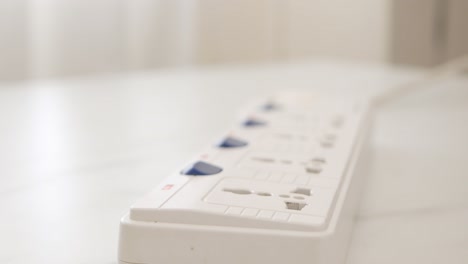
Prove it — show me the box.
[285,201,307,211]
[324,133,337,141]
[292,187,312,196]
[320,140,334,148]
[251,157,275,163]
[293,196,305,200]
[305,166,322,174]
[276,133,293,139]
[223,188,252,195]
[279,194,290,198]
[311,157,326,164]
[256,192,272,196]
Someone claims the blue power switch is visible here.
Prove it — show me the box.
[181,161,223,176]
[218,137,248,148]
[262,102,280,111]
[243,118,267,127]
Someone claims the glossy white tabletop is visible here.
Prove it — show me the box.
[0,61,467,263]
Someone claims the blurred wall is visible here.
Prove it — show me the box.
[196,0,390,64]
[0,0,30,81]
[30,0,126,78]
[0,0,391,81]
[392,0,468,66]
[197,0,277,64]
[286,0,390,62]
[124,0,197,69]
[2,0,466,81]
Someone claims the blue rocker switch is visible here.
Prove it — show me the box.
[262,102,280,111]
[243,118,267,127]
[217,137,248,148]
[181,161,223,176]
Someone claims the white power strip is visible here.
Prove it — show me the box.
[118,91,372,264]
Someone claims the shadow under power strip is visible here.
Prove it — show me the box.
[118,92,372,264]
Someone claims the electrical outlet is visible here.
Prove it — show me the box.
[204,178,335,219]
[119,92,371,264]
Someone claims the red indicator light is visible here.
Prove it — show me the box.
[162,184,174,190]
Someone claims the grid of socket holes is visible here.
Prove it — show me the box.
[221,111,341,212]
[223,186,313,211]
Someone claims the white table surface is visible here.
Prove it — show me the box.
[1,61,467,264]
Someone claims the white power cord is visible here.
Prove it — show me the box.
[375,54,468,106]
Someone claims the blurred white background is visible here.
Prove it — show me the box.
[1,0,467,81]
[1,2,468,264]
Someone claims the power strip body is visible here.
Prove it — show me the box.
[119,92,372,264]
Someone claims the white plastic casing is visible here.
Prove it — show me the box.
[118,92,372,264]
